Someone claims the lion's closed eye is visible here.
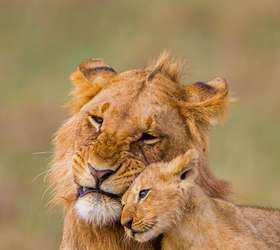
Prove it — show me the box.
[139,133,160,145]
[88,115,103,131]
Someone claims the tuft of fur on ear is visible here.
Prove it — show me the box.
[185,87,229,126]
[178,77,229,144]
[147,50,183,82]
[68,58,116,113]
[68,70,104,113]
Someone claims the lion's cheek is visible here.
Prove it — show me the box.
[75,194,122,226]
[101,160,146,194]
[101,177,131,195]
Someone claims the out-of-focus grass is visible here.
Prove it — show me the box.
[0,0,279,249]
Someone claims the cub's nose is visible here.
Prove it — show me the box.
[87,163,114,184]
[122,218,133,230]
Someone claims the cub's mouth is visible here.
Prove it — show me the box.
[130,222,156,237]
[77,185,121,200]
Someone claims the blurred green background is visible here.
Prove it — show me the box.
[0,0,279,249]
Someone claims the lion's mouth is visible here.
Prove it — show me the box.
[77,186,121,200]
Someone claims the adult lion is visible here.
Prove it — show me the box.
[49,52,231,249]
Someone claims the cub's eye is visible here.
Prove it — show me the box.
[138,189,150,201]
[180,169,192,180]
[139,133,160,145]
[88,115,103,130]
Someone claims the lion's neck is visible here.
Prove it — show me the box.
[60,207,154,250]
[162,195,268,250]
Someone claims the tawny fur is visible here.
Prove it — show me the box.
[49,52,231,249]
[121,150,280,250]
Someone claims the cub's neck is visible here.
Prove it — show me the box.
[161,193,269,250]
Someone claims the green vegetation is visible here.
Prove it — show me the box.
[0,0,279,249]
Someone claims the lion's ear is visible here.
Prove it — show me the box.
[69,58,117,113]
[181,77,229,126]
[185,77,228,103]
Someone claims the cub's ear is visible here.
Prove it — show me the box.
[168,149,199,176]
[68,58,117,113]
[179,77,229,142]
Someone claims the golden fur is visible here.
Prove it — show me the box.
[121,150,280,250]
[49,51,231,249]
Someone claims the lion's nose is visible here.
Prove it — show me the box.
[87,163,114,184]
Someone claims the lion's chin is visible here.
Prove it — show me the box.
[75,192,122,226]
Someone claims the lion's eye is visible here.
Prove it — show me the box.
[88,115,103,130]
[91,115,103,124]
[180,169,192,180]
[139,133,160,145]
[138,188,150,201]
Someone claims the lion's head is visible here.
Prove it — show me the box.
[49,52,230,226]
[121,149,199,243]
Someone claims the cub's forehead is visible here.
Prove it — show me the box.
[124,164,171,202]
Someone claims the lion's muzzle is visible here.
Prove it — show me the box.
[88,162,115,186]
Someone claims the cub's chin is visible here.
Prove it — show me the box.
[75,193,122,226]
[125,227,160,243]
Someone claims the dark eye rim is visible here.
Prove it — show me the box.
[180,169,192,180]
[90,115,103,124]
[138,133,161,145]
[140,133,158,140]
[138,188,151,200]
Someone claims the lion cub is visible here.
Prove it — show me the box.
[121,149,280,250]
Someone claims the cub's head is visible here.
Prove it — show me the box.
[50,52,230,226]
[121,149,199,242]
